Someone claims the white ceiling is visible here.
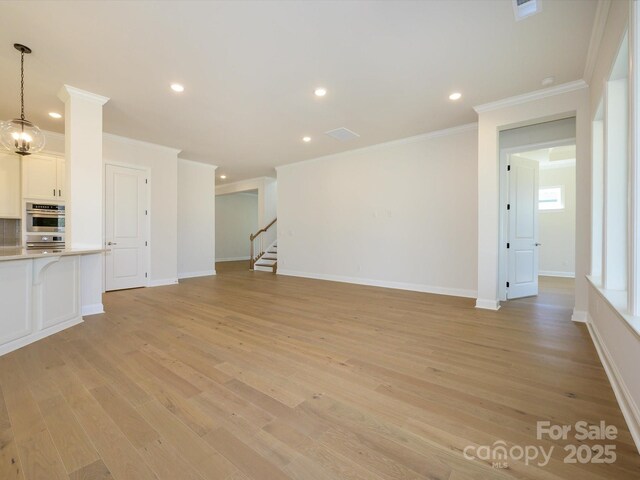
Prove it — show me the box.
[0,1,597,182]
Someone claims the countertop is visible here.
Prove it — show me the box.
[0,247,106,262]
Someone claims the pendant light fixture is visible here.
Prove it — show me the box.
[0,44,45,156]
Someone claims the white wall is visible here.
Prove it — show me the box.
[276,124,478,297]
[538,164,576,277]
[44,131,182,287]
[178,159,216,278]
[586,0,640,451]
[475,85,590,312]
[216,177,277,227]
[215,192,258,261]
[103,134,180,286]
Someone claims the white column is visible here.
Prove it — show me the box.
[591,118,604,280]
[603,79,628,292]
[57,85,109,248]
[57,85,109,315]
[630,1,640,315]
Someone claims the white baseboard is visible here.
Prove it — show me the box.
[475,298,501,310]
[216,256,250,262]
[178,270,216,279]
[277,269,477,299]
[82,303,104,316]
[0,316,83,357]
[147,278,179,287]
[586,316,640,453]
[539,270,575,278]
[571,309,588,323]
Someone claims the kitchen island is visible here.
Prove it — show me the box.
[0,248,104,355]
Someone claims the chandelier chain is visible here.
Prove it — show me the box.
[20,51,25,120]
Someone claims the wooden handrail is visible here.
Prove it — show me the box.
[250,218,277,241]
[249,218,277,270]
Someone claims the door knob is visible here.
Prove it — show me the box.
[107,241,117,245]
[535,242,542,246]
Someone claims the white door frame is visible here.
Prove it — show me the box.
[498,137,576,301]
[104,161,151,288]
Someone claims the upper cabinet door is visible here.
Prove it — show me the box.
[23,155,58,201]
[56,158,66,200]
[0,152,21,218]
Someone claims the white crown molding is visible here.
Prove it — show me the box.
[276,123,478,172]
[583,0,612,83]
[103,132,182,155]
[42,129,64,140]
[473,80,588,114]
[539,158,576,170]
[44,127,183,156]
[178,157,218,169]
[215,176,276,196]
[58,84,110,105]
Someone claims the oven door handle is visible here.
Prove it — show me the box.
[26,211,65,216]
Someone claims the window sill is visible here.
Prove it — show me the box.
[587,275,640,338]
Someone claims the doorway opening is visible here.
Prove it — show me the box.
[499,129,576,309]
[215,189,259,273]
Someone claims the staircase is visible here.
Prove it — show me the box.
[249,218,277,273]
[254,241,277,273]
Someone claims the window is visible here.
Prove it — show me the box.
[538,186,563,211]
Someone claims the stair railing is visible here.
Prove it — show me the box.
[249,218,277,270]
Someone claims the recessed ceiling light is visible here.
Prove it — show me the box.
[220,175,227,179]
[48,112,62,119]
[449,92,462,101]
[302,136,311,142]
[542,76,555,86]
[314,88,327,97]
[170,83,184,93]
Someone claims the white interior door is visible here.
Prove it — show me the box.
[105,164,147,291]
[507,156,540,299]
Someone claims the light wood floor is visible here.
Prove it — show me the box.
[0,263,638,480]
[509,276,575,310]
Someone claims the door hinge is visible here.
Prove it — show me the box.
[145,210,148,215]
[507,204,511,210]
[506,242,510,249]
[145,241,148,246]
[145,178,148,184]
[506,281,510,288]
[507,165,511,171]
[145,272,148,278]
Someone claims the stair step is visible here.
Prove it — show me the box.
[267,251,277,254]
[261,257,277,260]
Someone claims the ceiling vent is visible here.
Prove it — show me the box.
[513,0,541,21]
[324,127,360,142]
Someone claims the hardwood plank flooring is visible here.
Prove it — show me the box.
[0,262,638,479]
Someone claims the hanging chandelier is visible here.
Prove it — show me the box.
[0,44,45,156]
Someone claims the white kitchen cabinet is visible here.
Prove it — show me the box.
[0,260,32,346]
[22,154,65,201]
[0,152,21,218]
[56,157,66,200]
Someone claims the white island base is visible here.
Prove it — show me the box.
[0,249,104,356]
